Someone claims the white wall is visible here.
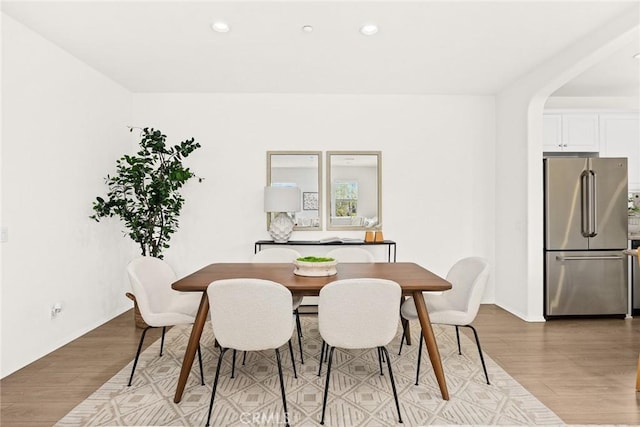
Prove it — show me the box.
[1,15,134,377]
[132,94,496,296]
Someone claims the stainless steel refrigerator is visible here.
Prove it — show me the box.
[544,157,628,317]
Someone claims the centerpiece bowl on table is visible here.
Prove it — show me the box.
[293,256,338,277]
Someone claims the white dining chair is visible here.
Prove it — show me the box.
[325,247,375,263]
[399,257,491,385]
[126,256,204,387]
[252,248,305,364]
[318,278,403,425]
[205,278,296,427]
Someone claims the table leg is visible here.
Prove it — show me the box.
[174,292,209,403]
[412,290,449,400]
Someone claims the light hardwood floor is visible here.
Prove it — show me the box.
[1,305,639,426]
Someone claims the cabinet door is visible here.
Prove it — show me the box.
[543,114,562,151]
[599,113,640,190]
[562,113,599,152]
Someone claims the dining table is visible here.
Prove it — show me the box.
[171,261,453,403]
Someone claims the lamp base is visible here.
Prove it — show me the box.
[269,212,294,243]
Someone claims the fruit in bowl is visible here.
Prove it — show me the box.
[293,256,338,277]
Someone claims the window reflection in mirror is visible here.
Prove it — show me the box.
[267,151,322,230]
[327,151,381,230]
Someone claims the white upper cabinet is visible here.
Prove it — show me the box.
[599,113,640,191]
[543,113,599,152]
[543,115,562,151]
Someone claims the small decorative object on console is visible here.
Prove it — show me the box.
[293,256,338,277]
[264,186,301,243]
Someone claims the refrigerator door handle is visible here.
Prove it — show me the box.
[555,255,625,261]
[589,170,598,237]
[580,171,590,237]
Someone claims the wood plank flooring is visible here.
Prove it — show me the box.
[472,305,640,425]
[1,305,638,426]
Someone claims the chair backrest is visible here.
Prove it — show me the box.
[127,256,177,319]
[207,279,294,351]
[444,257,490,321]
[319,278,401,349]
[325,247,374,263]
[252,248,302,263]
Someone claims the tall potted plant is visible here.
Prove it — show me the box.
[91,127,202,257]
[92,127,202,328]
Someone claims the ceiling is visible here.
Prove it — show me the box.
[552,37,639,97]
[2,1,638,95]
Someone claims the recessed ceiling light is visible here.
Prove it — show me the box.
[360,24,378,36]
[302,25,313,33]
[634,52,640,59]
[211,21,230,33]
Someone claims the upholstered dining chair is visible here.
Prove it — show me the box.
[205,279,296,427]
[319,247,378,367]
[325,247,375,263]
[252,248,305,364]
[399,256,490,385]
[126,256,204,387]
[318,278,403,425]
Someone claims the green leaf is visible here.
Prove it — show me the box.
[90,128,203,258]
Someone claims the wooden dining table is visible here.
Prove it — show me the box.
[171,261,453,403]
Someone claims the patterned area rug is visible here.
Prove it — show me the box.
[56,317,564,426]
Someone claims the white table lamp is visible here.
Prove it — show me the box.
[264,186,301,243]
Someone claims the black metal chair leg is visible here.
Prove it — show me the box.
[381,346,403,423]
[398,319,408,355]
[320,346,336,425]
[415,332,424,385]
[287,339,298,379]
[455,326,462,355]
[159,326,167,356]
[128,326,151,386]
[197,344,205,385]
[242,351,247,365]
[377,347,384,376]
[294,309,304,364]
[464,325,490,385]
[275,349,290,427]
[318,341,326,376]
[231,349,237,378]
[205,347,228,427]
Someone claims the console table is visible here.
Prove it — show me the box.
[254,239,397,262]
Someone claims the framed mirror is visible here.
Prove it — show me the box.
[267,151,322,231]
[326,151,381,230]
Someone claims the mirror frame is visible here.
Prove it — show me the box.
[267,151,323,231]
[326,151,382,231]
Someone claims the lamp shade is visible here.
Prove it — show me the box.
[264,186,301,213]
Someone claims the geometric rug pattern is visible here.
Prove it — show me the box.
[55,316,565,426]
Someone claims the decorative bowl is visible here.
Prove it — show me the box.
[293,257,338,277]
